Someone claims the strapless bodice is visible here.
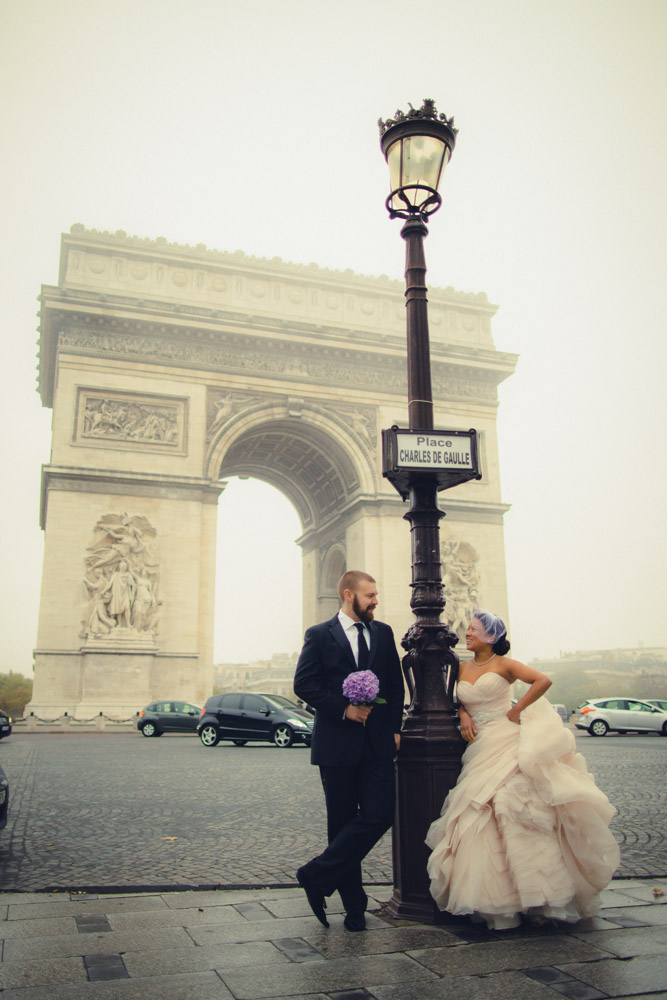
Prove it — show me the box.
[457,671,511,723]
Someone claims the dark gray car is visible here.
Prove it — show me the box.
[0,765,8,829]
[0,710,12,740]
[197,693,314,748]
[137,701,201,737]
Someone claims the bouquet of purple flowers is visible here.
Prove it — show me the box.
[342,670,386,707]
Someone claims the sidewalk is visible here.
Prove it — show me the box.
[0,880,665,999]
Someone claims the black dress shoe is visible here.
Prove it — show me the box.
[297,867,329,927]
[343,913,366,932]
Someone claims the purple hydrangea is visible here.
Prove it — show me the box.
[343,670,380,705]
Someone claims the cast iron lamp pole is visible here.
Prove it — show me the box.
[379,100,466,922]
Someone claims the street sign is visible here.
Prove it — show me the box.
[382,426,481,499]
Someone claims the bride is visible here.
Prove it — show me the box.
[426,609,620,929]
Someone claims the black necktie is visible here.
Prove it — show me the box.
[354,622,369,670]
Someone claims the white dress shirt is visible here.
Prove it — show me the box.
[338,610,371,666]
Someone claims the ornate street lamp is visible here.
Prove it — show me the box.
[380,99,456,222]
[379,99,468,922]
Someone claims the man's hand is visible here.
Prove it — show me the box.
[345,704,372,723]
[394,733,401,752]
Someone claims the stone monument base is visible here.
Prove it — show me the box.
[76,639,157,717]
[27,642,204,719]
[82,628,158,651]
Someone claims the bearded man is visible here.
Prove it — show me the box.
[293,570,404,931]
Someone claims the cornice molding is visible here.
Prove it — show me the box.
[41,284,516,363]
[298,495,511,551]
[40,465,224,529]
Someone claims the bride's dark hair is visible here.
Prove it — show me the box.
[493,635,511,656]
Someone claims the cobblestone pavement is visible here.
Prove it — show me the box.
[0,732,664,892]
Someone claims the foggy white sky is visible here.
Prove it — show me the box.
[1,0,665,674]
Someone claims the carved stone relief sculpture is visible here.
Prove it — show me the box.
[80,513,160,639]
[75,389,186,453]
[206,390,254,441]
[328,404,377,448]
[441,537,480,643]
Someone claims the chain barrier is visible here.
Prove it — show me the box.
[23,713,67,724]
[18,712,140,725]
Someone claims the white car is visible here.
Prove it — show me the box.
[574,698,667,737]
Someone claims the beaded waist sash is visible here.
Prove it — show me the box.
[470,709,508,725]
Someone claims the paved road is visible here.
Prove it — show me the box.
[0,731,664,892]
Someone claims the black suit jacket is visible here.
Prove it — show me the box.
[294,615,404,766]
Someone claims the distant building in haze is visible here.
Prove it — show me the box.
[213,653,299,700]
[529,645,667,709]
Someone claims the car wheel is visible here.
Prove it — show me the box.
[590,719,609,736]
[199,724,220,747]
[272,724,294,748]
[661,723,667,737]
[141,722,159,737]
[232,740,248,746]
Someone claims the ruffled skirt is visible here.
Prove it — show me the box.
[425,699,620,929]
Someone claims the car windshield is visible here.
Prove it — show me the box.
[263,696,302,710]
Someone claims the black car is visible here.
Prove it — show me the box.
[0,765,8,829]
[137,700,201,737]
[0,710,12,740]
[197,693,314,748]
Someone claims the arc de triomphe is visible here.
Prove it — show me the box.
[29,226,516,718]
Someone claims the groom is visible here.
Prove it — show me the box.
[294,570,404,931]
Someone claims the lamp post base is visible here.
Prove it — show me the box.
[387,707,464,923]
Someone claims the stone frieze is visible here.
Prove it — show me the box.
[60,329,498,403]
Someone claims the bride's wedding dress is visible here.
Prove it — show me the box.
[426,672,620,929]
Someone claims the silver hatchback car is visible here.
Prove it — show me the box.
[574,697,667,737]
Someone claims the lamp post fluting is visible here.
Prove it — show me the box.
[378,100,467,922]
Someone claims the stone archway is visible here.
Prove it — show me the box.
[29,226,516,717]
[319,545,347,622]
[206,401,378,526]
[206,399,380,625]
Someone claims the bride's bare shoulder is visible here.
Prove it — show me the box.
[498,655,525,670]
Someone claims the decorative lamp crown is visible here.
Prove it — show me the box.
[378,99,458,220]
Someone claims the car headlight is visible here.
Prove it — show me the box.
[286,718,309,729]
